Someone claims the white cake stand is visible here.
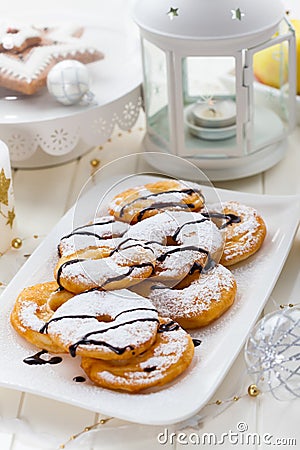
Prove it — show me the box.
[0,11,143,168]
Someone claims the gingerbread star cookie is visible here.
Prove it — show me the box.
[0,24,104,94]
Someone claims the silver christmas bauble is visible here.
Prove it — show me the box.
[47,60,90,106]
[245,306,300,400]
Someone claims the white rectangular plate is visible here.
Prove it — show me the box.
[0,175,300,425]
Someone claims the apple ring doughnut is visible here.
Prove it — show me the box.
[80,317,194,393]
[124,211,224,261]
[41,289,159,360]
[54,236,124,281]
[144,242,216,283]
[56,239,156,293]
[148,264,237,329]
[109,180,205,224]
[10,281,73,353]
[208,201,267,266]
[58,216,129,259]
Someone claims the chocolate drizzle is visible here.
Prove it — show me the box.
[189,254,216,274]
[23,350,62,366]
[73,376,86,383]
[109,237,155,256]
[157,245,215,275]
[157,245,209,263]
[172,218,210,242]
[56,258,85,288]
[68,317,159,357]
[73,219,116,231]
[158,321,180,333]
[57,257,155,290]
[137,202,194,222]
[118,188,204,221]
[192,339,202,347]
[40,307,158,334]
[102,262,155,287]
[143,366,157,373]
[202,212,241,229]
[58,218,119,256]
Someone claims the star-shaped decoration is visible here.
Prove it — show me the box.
[167,7,179,21]
[0,168,11,206]
[231,8,245,21]
[6,207,15,228]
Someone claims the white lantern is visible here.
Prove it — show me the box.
[133,0,296,180]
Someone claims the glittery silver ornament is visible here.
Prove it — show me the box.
[244,306,300,400]
[47,60,92,106]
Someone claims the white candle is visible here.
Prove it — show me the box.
[0,140,16,254]
[191,99,236,128]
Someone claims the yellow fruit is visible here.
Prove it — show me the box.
[253,19,300,95]
[291,19,300,95]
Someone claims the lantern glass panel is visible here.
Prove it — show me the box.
[182,56,240,157]
[249,33,291,154]
[142,38,170,147]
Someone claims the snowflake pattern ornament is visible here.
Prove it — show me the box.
[244,306,300,400]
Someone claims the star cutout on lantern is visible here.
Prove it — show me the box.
[231,8,245,21]
[167,7,179,20]
[0,168,11,206]
[6,208,15,228]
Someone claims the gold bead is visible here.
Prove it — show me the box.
[59,445,65,449]
[233,396,239,401]
[215,400,222,405]
[33,234,39,239]
[100,419,105,424]
[289,303,294,308]
[107,138,112,143]
[11,237,22,249]
[248,384,260,397]
[99,145,103,150]
[90,158,100,168]
[127,129,132,134]
[280,304,285,309]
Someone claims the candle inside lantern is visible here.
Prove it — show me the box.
[191,99,236,128]
[0,141,16,254]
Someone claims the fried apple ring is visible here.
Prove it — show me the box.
[124,211,223,259]
[10,281,73,353]
[56,239,156,293]
[148,264,237,329]
[42,289,159,360]
[212,201,267,266]
[80,317,194,393]
[58,216,129,259]
[109,180,205,224]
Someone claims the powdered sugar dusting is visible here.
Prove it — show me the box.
[59,242,156,289]
[59,218,129,257]
[125,211,223,255]
[149,264,235,319]
[210,201,265,261]
[97,324,191,386]
[19,301,45,332]
[47,289,158,356]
